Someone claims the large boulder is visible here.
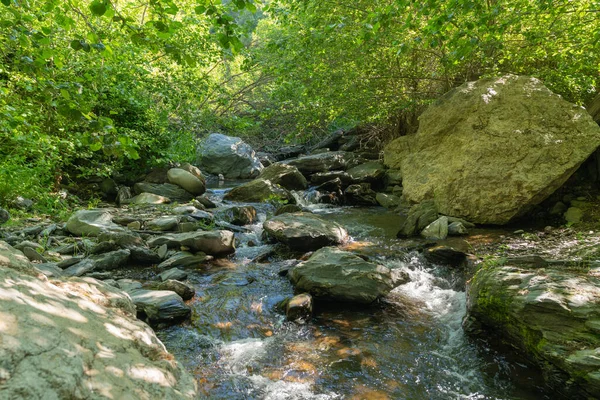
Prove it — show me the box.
[147,230,235,256]
[465,262,600,398]
[285,151,355,176]
[167,168,206,196]
[258,163,308,190]
[289,247,393,304]
[263,212,348,251]
[128,289,191,325]
[384,75,600,224]
[66,209,124,237]
[223,178,296,204]
[346,161,386,185]
[0,241,197,399]
[196,133,263,179]
[133,182,194,203]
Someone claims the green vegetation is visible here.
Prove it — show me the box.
[0,0,598,215]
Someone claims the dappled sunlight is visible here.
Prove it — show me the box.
[127,364,176,387]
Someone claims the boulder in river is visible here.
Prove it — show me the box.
[263,212,348,251]
[147,230,235,256]
[133,182,194,203]
[129,289,192,325]
[344,183,378,206]
[197,133,263,179]
[223,178,295,204]
[397,200,438,237]
[167,167,206,196]
[346,161,386,186]
[465,261,600,397]
[258,163,308,190]
[215,205,257,226]
[0,241,197,399]
[289,247,393,304]
[285,151,355,176]
[384,75,600,224]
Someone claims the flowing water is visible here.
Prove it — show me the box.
[152,184,557,400]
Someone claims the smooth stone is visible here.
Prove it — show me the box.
[167,168,206,195]
[159,268,188,282]
[157,280,195,301]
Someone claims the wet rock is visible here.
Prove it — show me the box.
[384,75,600,224]
[197,133,263,179]
[376,193,402,208]
[344,183,378,206]
[159,267,188,282]
[167,168,206,195]
[286,293,313,321]
[223,178,295,204]
[423,245,468,267]
[133,182,193,203]
[215,206,257,226]
[258,163,308,190]
[274,204,303,216]
[157,280,195,301]
[316,178,342,193]
[310,171,353,187]
[147,216,180,231]
[421,216,449,240]
[391,269,410,287]
[0,207,10,224]
[62,259,96,277]
[465,263,600,397]
[286,151,354,176]
[66,209,124,237]
[0,247,197,399]
[397,200,438,237]
[289,247,393,304]
[196,196,217,209]
[448,221,468,236]
[129,289,192,325]
[263,212,348,251]
[36,262,64,278]
[147,230,235,256]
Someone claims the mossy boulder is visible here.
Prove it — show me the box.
[465,262,600,397]
[223,178,295,204]
[258,163,308,190]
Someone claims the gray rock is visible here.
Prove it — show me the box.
[466,263,600,397]
[159,268,188,282]
[90,240,120,255]
[196,196,217,209]
[286,151,354,175]
[157,244,168,259]
[197,133,263,179]
[62,259,96,277]
[97,231,144,248]
[346,161,386,185]
[376,192,402,208]
[448,221,468,236]
[172,205,199,215]
[421,216,449,240]
[180,163,206,183]
[66,209,124,237]
[90,249,130,271]
[215,206,257,226]
[13,196,33,210]
[22,246,47,263]
[57,255,86,269]
[0,250,197,399]
[157,251,210,270]
[147,230,235,256]
[129,246,161,264]
[0,207,10,224]
[289,247,393,304]
[223,178,295,204]
[423,245,468,267]
[147,216,180,231]
[258,163,308,190]
[125,192,171,205]
[384,75,600,224]
[116,186,132,205]
[133,182,193,202]
[157,280,195,301]
[14,240,44,253]
[263,212,348,251]
[310,171,353,186]
[35,262,63,278]
[286,293,313,321]
[397,200,438,237]
[116,279,143,292]
[129,289,191,325]
[274,204,303,216]
[167,168,206,195]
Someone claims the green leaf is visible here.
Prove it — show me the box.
[70,39,83,50]
[89,142,103,151]
[245,2,257,12]
[1,0,10,6]
[89,0,107,16]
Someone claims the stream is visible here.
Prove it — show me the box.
[139,183,555,399]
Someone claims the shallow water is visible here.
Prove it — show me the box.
[155,186,558,400]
